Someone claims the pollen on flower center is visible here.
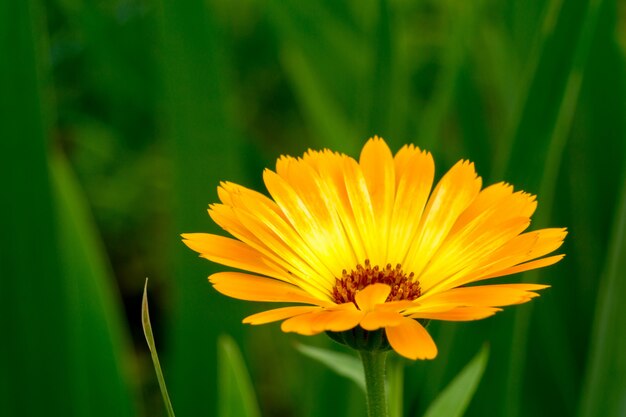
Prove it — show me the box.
[331,259,421,304]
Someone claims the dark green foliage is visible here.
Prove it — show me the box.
[5,0,625,416]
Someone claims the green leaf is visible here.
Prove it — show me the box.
[417,0,482,151]
[155,1,250,415]
[51,154,138,417]
[265,0,362,151]
[218,335,262,417]
[422,345,489,417]
[0,3,135,416]
[142,280,176,417]
[490,0,606,415]
[578,176,626,417]
[280,46,358,149]
[297,344,366,392]
[0,3,70,415]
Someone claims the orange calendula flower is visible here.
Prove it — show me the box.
[182,137,566,360]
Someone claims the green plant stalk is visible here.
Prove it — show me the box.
[360,351,389,417]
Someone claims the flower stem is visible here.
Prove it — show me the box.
[360,350,389,417]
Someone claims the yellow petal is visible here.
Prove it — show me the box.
[218,181,287,222]
[360,310,404,331]
[344,157,381,264]
[393,144,423,183]
[209,272,330,305]
[243,306,322,325]
[208,204,325,296]
[418,283,549,308]
[386,318,437,360]
[311,308,365,333]
[481,255,565,280]
[281,311,327,335]
[208,204,266,248]
[218,177,347,293]
[419,216,531,294]
[359,137,396,261]
[451,182,536,234]
[431,228,566,290]
[232,206,333,299]
[375,300,417,312]
[354,283,391,312]
[303,150,367,262]
[182,233,292,282]
[388,148,434,266]
[410,306,501,321]
[271,157,356,276]
[403,160,482,277]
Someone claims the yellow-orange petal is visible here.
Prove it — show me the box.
[276,156,357,272]
[431,228,566,291]
[209,204,327,297]
[354,283,391,312]
[360,310,404,331]
[243,306,322,325]
[417,283,549,309]
[386,318,437,360]
[311,308,365,333]
[280,310,327,335]
[359,137,395,261]
[231,206,334,299]
[182,233,292,282]
[218,181,287,222]
[451,183,536,235]
[375,300,417,312]
[419,216,531,293]
[388,148,434,266]
[264,165,352,278]
[482,255,565,280]
[344,157,382,264]
[208,203,266,248]
[393,144,422,183]
[410,306,501,321]
[209,272,330,305]
[403,160,482,277]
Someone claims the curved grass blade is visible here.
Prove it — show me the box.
[1,2,136,415]
[265,0,362,152]
[0,2,74,414]
[494,0,606,415]
[52,154,138,417]
[578,175,626,417]
[142,279,176,417]
[155,1,249,412]
[218,335,262,417]
[422,345,489,417]
[297,344,366,392]
[417,1,481,151]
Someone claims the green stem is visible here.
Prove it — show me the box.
[360,350,389,417]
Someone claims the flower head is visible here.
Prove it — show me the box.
[183,137,566,360]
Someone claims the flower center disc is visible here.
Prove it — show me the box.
[331,259,421,304]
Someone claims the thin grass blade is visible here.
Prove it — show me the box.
[578,175,626,417]
[142,279,176,417]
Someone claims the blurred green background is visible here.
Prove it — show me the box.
[2,0,626,416]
